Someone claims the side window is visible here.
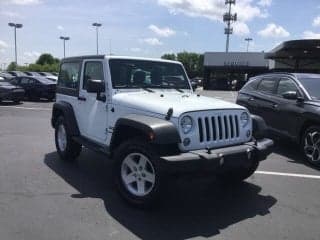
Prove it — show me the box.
[58,62,80,89]
[83,61,104,89]
[21,78,29,84]
[277,78,298,96]
[28,79,35,84]
[257,78,276,94]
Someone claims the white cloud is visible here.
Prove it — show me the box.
[57,25,64,31]
[0,10,20,17]
[258,23,290,38]
[313,16,320,27]
[303,31,320,39]
[141,38,163,46]
[148,24,176,37]
[258,0,272,7]
[24,51,40,58]
[130,47,142,52]
[4,0,41,5]
[158,0,267,23]
[233,22,250,36]
[0,40,8,49]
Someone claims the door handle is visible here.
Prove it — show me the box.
[272,103,278,108]
[249,97,255,101]
[78,96,86,101]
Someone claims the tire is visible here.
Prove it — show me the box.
[54,116,82,161]
[301,126,320,167]
[114,138,164,207]
[218,158,259,183]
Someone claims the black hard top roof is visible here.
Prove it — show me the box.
[61,55,105,63]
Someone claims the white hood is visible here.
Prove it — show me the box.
[112,90,245,117]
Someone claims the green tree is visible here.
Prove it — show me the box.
[36,53,58,65]
[6,62,17,71]
[161,53,176,61]
[176,51,202,78]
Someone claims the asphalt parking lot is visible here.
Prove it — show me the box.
[0,91,320,240]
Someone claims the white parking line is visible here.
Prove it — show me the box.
[0,105,51,111]
[256,171,320,179]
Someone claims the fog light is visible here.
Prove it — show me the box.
[183,138,191,146]
[246,130,251,138]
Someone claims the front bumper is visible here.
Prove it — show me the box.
[160,138,273,173]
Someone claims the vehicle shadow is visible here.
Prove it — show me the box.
[44,150,277,240]
[272,140,320,170]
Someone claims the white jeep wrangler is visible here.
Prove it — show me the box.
[51,55,273,206]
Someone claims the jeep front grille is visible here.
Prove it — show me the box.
[197,114,240,143]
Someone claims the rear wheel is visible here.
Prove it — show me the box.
[54,116,82,161]
[302,126,320,167]
[114,138,163,207]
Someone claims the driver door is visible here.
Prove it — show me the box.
[78,60,108,144]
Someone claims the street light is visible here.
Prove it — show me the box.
[60,36,70,58]
[92,22,102,55]
[8,22,23,65]
[245,38,253,52]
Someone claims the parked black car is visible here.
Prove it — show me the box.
[237,72,320,166]
[10,76,56,101]
[0,81,25,103]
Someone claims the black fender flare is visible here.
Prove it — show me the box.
[251,114,267,140]
[111,114,181,148]
[51,101,80,136]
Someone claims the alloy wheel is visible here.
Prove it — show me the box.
[304,131,320,162]
[121,153,156,197]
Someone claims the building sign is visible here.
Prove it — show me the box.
[224,61,249,67]
[204,52,268,68]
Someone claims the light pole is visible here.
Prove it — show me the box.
[92,22,102,55]
[60,36,70,58]
[245,38,253,52]
[8,22,23,65]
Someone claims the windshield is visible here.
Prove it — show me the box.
[109,59,191,90]
[298,77,320,100]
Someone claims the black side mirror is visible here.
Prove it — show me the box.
[282,91,298,100]
[86,79,106,102]
[86,79,105,93]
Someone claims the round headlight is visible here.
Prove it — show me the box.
[240,112,249,127]
[180,116,193,134]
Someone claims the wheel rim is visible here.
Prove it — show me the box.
[121,153,156,197]
[57,124,67,152]
[304,131,320,162]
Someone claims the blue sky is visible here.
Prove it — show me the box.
[0,0,320,66]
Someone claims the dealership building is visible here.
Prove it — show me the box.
[203,39,320,90]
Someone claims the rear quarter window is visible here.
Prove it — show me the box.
[257,78,277,94]
[58,62,80,89]
[242,78,260,91]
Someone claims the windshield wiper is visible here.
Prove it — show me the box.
[142,87,154,93]
[173,88,184,93]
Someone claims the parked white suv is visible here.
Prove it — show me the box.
[51,55,273,206]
